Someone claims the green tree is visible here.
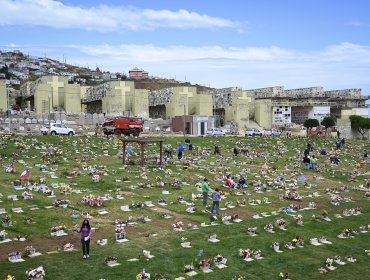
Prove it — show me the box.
[349,115,370,139]
[321,116,336,129]
[303,118,319,136]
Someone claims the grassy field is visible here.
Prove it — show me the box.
[0,134,369,280]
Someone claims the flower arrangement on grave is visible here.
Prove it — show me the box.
[184,263,194,273]
[253,250,263,259]
[279,272,289,279]
[210,215,217,223]
[43,189,54,196]
[24,217,34,224]
[365,249,370,256]
[239,249,251,259]
[308,202,317,209]
[295,215,303,225]
[264,224,274,232]
[0,230,8,240]
[292,236,304,248]
[172,221,184,230]
[81,195,103,207]
[136,269,150,280]
[285,242,294,249]
[14,234,27,241]
[26,266,45,280]
[247,227,257,236]
[4,275,15,280]
[115,227,126,234]
[199,258,212,269]
[231,276,246,280]
[104,256,118,265]
[230,214,239,222]
[275,218,286,230]
[115,218,123,225]
[222,216,232,224]
[318,267,328,274]
[91,174,100,183]
[22,191,33,200]
[63,243,74,251]
[1,215,12,227]
[59,184,72,194]
[132,201,145,208]
[8,251,22,260]
[54,199,69,208]
[50,225,66,233]
[271,241,280,251]
[23,246,36,257]
[213,254,226,264]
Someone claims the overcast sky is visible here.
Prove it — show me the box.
[1,0,370,102]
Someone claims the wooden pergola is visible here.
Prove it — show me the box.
[121,138,164,167]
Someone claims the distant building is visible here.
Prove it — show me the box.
[129,67,149,79]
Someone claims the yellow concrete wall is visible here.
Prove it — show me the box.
[102,81,134,115]
[132,89,149,117]
[254,99,272,128]
[64,84,82,113]
[0,80,7,113]
[166,87,189,119]
[34,82,52,114]
[194,94,213,116]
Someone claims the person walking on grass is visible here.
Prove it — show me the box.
[210,188,221,215]
[202,178,210,208]
[80,219,91,259]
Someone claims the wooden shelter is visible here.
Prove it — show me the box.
[121,138,164,167]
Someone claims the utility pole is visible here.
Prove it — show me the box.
[48,94,51,134]
[7,90,11,132]
[183,103,186,136]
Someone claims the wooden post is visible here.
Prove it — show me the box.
[140,143,145,167]
[159,140,163,166]
[122,140,127,165]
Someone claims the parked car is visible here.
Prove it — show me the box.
[41,123,75,136]
[263,128,281,136]
[206,128,226,136]
[245,128,263,136]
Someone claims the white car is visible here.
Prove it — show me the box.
[206,128,225,136]
[263,128,281,136]
[41,123,75,136]
[245,128,263,136]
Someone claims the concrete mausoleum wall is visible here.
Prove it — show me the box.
[0,79,7,113]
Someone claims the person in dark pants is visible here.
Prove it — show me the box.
[177,143,184,160]
[210,188,221,215]
[202,178,210,208]
[80,219,91,259]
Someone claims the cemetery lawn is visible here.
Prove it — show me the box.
[0,134,369,280]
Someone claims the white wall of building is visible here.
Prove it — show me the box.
[308,106,330,122]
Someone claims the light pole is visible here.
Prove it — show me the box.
[7,90,11,132]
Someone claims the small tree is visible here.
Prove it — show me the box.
[321,116,336,136]
[303,118,319,136]
[349,115,370,139]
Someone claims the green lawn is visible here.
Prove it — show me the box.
[0,134,369,280]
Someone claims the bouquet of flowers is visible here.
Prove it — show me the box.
[54,199,69,208]
[63,243,74,251]
[292,236,304,248]
[264,224,274,232]
[105,256,117,264]
[184,263,194,273]
[4,275,15,280]
[26,266,45,280]
[172,221,184,230]
[59,184,72,194]
[295,215,303,225]
[92,174,100,182]
[222,216,232,224]
[210,215,217,223]
[115,227,126,234]
[279,271,289,279]
[247,227,257,236]
[81,195,103,207]
[276,218,286,230]
[1,214,12,226]
[14,235,26,241]
[0,229,8,241]
[213,254,226,264]
[136,269,150,280]
[22,191,33,200]
[23,246,36,257]
[239,249,251,259]
[318,267,328,274]
[199,258,212,268]
[8,251,22,260]
[50,224,66,233]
